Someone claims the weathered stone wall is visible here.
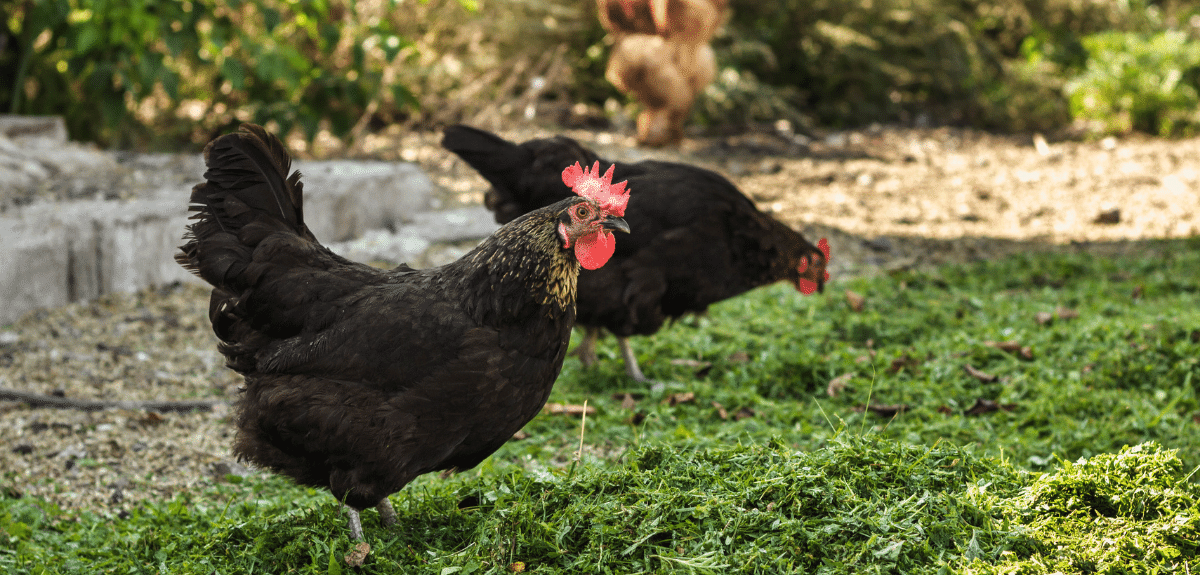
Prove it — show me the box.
[0,115,500,325]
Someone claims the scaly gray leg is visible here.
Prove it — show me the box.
[376,498,398,527]
[571,326,601,367]
[618,337,649,382]
[345,505,364,540]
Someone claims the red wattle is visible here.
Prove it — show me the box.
[575,230,616,270]
[798,278,819,295]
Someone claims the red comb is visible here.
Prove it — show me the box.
[562,161,630,216]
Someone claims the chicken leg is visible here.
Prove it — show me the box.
[345,498,399,540]
[377,498,399,527]
[618,336,649,382]
[570,326,602,367]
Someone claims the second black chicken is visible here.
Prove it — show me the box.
[443,125,829,382]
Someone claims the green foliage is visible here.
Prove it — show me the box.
[442,438,1031,573]
[0,0,416,147]
[567,0,1199,135]
[4,0,1200,143]
[1064,31,1200,137]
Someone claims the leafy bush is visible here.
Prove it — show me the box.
[1,0,415,147]
[574,0,1196,135]
[3,0,1200,146]
[1065,30,1200,137]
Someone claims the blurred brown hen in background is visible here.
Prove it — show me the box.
[177,125,629,539]
[598,0,729,146]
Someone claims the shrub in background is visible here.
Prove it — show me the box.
[0,0,415,148]
[1065,30,1200,137]
[2,0,1199,147]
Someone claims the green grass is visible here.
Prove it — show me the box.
[3,243,1200,573]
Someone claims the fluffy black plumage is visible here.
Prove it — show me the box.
[442,124,828,381]
[177,124,626,538]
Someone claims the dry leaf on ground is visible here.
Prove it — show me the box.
[984,340,1034,359]
[733,407,756,421]
[345,542,370,567]
[854,404,910,417]
[670,358,713,377]
[1036,307,1079,325]
[827,373,854,397]
[845,290,865,312]
[618,393,637,410]
[887,353,922,374]
[964,398,1017,416]
[664,392,695,406]
[962,364,999,383]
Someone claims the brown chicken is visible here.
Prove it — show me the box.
[176,125,630,539]
[443,124,828,382]
[598,0,728,146]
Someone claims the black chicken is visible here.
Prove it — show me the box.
[442,124,828,382]
[177,125,630,539]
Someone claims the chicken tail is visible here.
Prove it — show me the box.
[441,124,526,177]
[442,124,600,224]
[441,125,532,224]
[176,124,315,287]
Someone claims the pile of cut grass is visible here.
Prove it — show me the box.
[2,242,1199,573]
[1,439,1195,573]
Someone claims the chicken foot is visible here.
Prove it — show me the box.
[345,499,400,540]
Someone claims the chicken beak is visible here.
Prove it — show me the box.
[602,215,631,234]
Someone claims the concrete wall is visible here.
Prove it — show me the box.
[1,161,439,325]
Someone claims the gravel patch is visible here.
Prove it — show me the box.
[0,283,242,513]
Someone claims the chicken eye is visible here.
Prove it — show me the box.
[575,205,590,219]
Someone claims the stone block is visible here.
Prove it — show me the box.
[295,160,434,241]
[0,155,438,324]
[0,215,70,325]
[0,115,68,144]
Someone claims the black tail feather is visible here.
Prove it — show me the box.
[441,125,530,192]
[442,124,601,224]
[177,124,315,287]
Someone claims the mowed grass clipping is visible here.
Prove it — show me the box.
[2,241,1199,573]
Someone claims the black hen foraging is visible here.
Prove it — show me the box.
[177,125,629,539]
[443,124,829,382]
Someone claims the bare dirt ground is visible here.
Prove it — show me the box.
[2,124,1198,514]
[365,123,1200,277]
